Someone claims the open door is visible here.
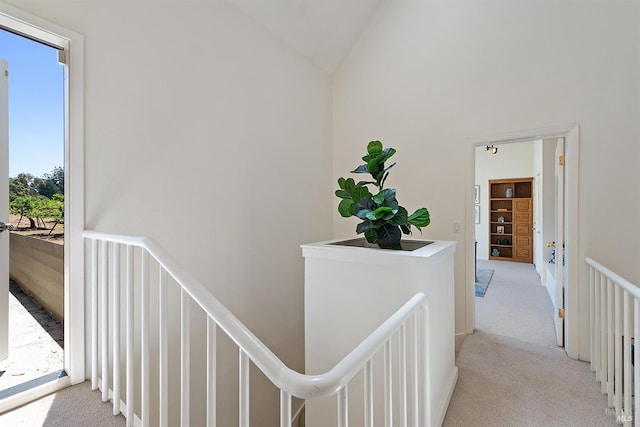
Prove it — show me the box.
[554,138,565,347]
[0,58,8,360]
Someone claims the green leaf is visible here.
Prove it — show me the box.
[367,140,383,155]
[356,221,371,234]
[390,206,408,226]
[372,191,385,205]
[344,178,356,192]
[382,188,397,206]
[335,189,351,199]
[401,224,411,234]
[407,208,431,227]
[338,199,354,217]
[376,224,402,249]
[378,147,396,164]
[338,177,346,189]
[364,229,377,244]
[355,209,371,220]
[366,206,393,220]
[367,158,380,175]
[351,186,372,202]
[351,164,369,174]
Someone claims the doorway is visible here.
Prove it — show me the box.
[466,124,580,358]
[1,26,65,396]
[0,4,84,411]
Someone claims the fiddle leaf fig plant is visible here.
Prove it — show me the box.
[336,140,430,250]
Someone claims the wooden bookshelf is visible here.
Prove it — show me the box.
[488,178,533,263]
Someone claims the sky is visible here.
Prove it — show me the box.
[0,29,64,178]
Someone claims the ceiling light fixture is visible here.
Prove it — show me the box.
[486,145,498,154]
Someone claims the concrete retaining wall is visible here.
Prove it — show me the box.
[9,233,64,322]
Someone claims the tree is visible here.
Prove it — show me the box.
[8,167,65,233]
[9,196,35,228]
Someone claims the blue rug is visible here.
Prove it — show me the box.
[475,268,494,297]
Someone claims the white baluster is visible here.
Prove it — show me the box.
[141,250,150,427]
[420,304,430,427]
[590,266,595,372]
[616,285,622,412]
[601,272,608,394]
[181,290,191,427]
[101,240,109,402]
[623,290,631,426]
[634,298,639,427]
[91,239,98,391]
[125,245,135,426]
[411,312,419,427]
[384,340,392,427]
[207,317,217,427]
[608,279,615,405]
[400,324,407,427]
[364,359,373,427]
[239,350,250,427]
[112,242,121,414]
[159,269,168,427]
[280,390,291,427]
[338,384,348,427]
[595,270,601,382]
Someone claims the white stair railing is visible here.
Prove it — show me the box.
[587,257,638,426]
[84,230,431,427]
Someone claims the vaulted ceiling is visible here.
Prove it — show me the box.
[228,0,383,75]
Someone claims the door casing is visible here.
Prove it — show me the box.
[0,2,85,384]
[466,123,580,359]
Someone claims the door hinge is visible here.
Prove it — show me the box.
[559,308,565,319]
[559,155,565,166]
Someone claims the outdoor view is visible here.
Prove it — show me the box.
[1,28,65,396]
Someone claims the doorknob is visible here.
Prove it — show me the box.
[547,241,556,248]
[0,222,13,233]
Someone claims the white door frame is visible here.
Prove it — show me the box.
[465,123,580,359]
[0,3,85,383]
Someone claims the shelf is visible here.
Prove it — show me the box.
[489,177,533,264]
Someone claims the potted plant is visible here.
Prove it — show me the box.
[335,140,430,250]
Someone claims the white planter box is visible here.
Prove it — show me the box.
[302,238,457,426]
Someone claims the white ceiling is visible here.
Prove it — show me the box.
[228,0,383,75]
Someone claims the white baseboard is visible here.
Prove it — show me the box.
[455,333,467,351]
[433,367,458,427]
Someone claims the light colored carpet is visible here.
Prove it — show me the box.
[443,260,612,426]
[0,382,125,426]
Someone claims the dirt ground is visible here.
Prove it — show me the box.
[8,214,63,245]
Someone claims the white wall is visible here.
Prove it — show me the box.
[333,0,640,360]
[474,141,535,260]
[3,1,333,424]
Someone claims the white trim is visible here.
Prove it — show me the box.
[0,374,71,414]
[467,124,580,359]
[0,2,85,383]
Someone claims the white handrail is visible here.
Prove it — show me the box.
[83,230,428,400]
[586,257,640,300]
[586,257,637,426]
